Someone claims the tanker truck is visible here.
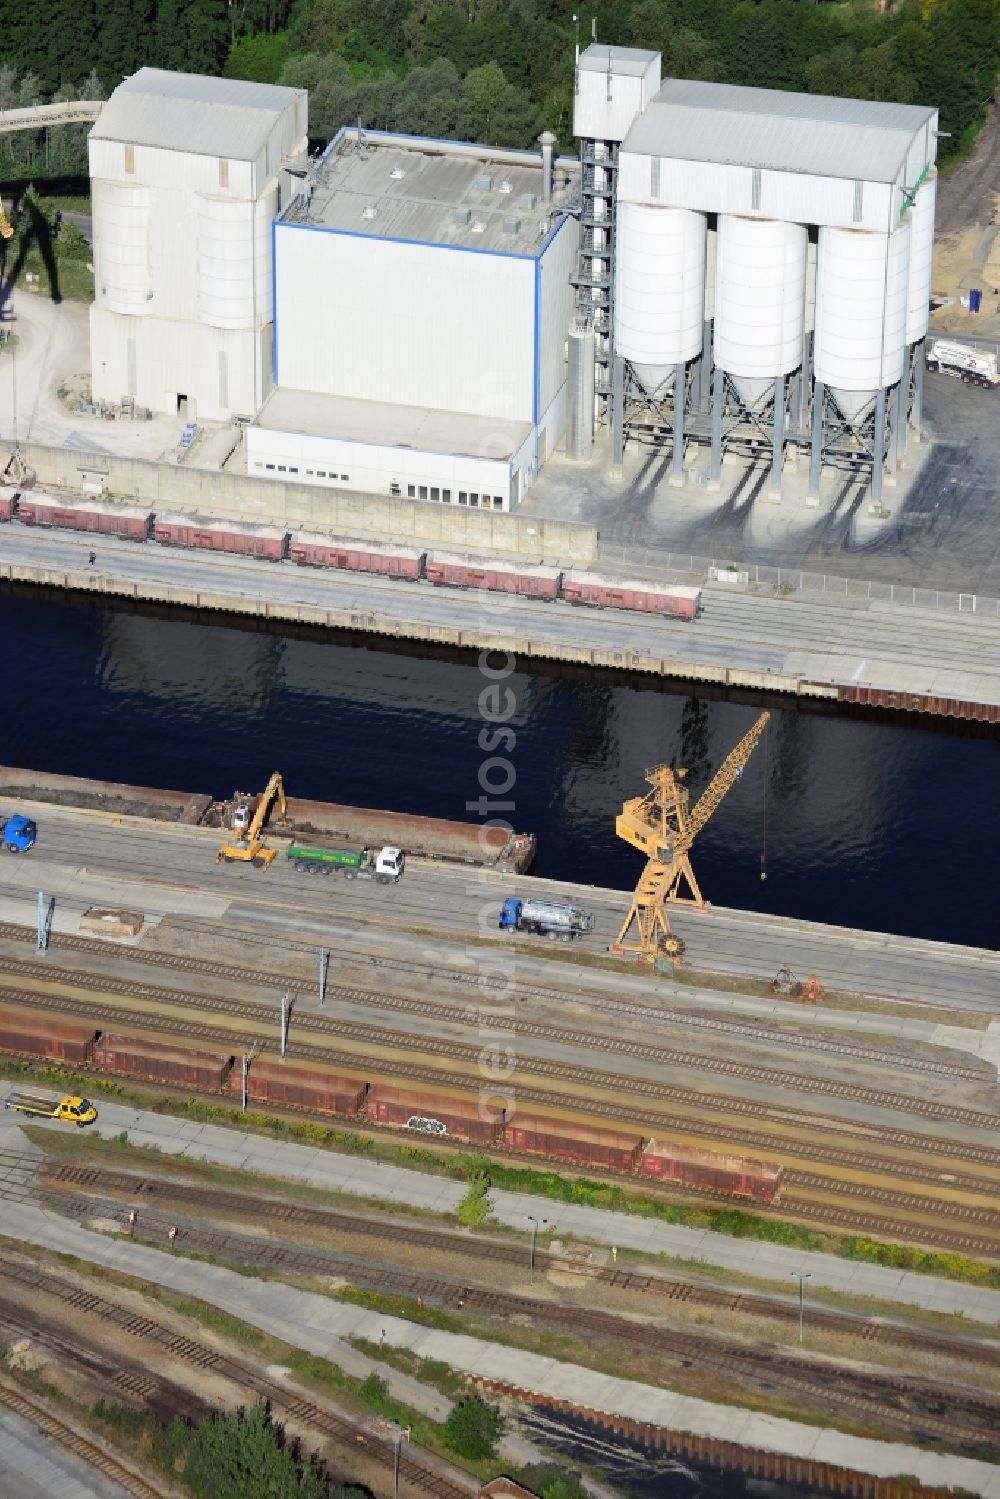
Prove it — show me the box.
[925,339,999,388]
[499,896,595,941]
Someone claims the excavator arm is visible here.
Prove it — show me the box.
[217,772,287,868]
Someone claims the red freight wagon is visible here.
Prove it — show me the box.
[642,1141,782,1203]
[154,513,289,561]
[229,1058,366,1116]
[0,488,15,522]
[289,531,424,579]
[365,1081,500,1144]
[561,571,701,619]
[16,495,153,540]
[425,551,562,600]
[503,1113,645,1173]
[94,1033,233,1091]
[0,1006,97,1065]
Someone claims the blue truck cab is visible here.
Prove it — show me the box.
[1,815,37,853]
[499,897,522,929]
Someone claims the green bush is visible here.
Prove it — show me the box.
[443,1394,504,1460]
[456,1168,492,1227]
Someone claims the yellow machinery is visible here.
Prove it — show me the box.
[0,201,12,239]
[216,772,287,868]
[612,712,770,960]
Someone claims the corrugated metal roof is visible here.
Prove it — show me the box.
[624,79,935,184]
[283,135,578,255]
[91,68,303,159]
[578,44,660,76]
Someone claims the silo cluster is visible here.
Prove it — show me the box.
[574,58,940,500]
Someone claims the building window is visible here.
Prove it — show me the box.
[266,463,275,470]
[459,493,468,505]
[278,464,287,472]
[124,144,134,174]
[341,473,348,481]
[493,496,503,508]
[407,484,415,498]
[419,485,428,499]
[317,470,327,477]
[219,158,229,188]
[442,489,451,503]
[430,487,440,501]
[470,493,479,506]
[289,467,298,474]
[390,482,401,496]
[306,469,314,476]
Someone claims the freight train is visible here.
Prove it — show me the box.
[0,1003,780,1203]
[1,488,702,620]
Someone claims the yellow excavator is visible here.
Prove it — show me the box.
[612,713,770,961]
[216,772,288,868]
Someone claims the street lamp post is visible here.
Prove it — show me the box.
[791,1271,812,1344]
[525,1215,548,1281]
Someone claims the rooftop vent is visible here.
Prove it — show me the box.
[503,217,522,235]
[518,193,537,211]
[452,208,470,226]
[362,205,378,219]
[474,175,493,192]
[499,179,513,195]
[471,219,486,233]
[389,167,405,180]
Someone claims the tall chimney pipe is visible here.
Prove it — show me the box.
[538,130,557,203]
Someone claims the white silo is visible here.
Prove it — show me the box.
[905,170,936,347]
[614,201,706,397]
[714,215,807,410]
[813,218,911,421]
[197,198,255,329]
[93,181,151,312]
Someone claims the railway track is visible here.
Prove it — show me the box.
[30,1197,1000,1453]
[34,1153,1000,1367]
[0,1372,173,1499]
[2,948,999,1137]
[161,914,991,1083]
[0,1259,472,1499]
[4,991,1000,1243]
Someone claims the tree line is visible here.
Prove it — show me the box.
[0,0,997,173]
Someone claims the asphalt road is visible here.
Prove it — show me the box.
[4,519,1000,711]
[5,802,998,1013]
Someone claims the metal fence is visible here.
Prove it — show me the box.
[598,544,1000,619]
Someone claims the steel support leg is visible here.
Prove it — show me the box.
[770,374,785,492]
[809,380,824,496]
[698,319,712,410]
[887,382,900,474]
[872,386,886,506]
[911,340,925,434]
[896,374,908,458]
[610,354,624,477]
[710,367,723,483]
[671,362,685,483]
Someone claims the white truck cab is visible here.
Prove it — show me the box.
[374,846,405,882]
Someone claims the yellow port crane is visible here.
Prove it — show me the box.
[612,712,770,961]
[216,772,288,868]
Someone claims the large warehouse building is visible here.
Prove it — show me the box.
[246,129,578,510]
[89,70,307,421]
[87,54,939,505]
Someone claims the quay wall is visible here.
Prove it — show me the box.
[0,440,599,566]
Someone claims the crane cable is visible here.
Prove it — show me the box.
[760,719,768,881]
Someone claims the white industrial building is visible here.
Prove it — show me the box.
[568,50,939,500]
[245,129,578,509]
[85,55,940,505]
[89,70,307,421]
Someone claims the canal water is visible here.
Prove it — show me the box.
[3,588,997,951]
